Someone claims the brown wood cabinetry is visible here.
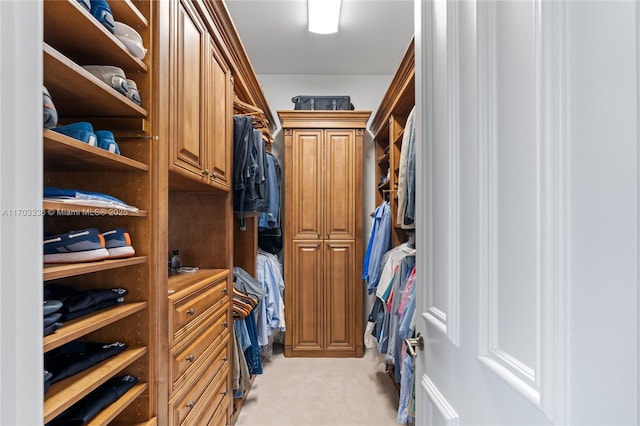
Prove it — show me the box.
[370,39,415,247]
[169,0,232,192]
[167,269,232,425]
[42,0,157,423]
[279,111,371,358]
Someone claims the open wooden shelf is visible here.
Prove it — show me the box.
[44,302,147,352]
[86,382,148,426]
[109,0,149,29]
[44,0,147,73]
[168,268,229,295]
[44,43,147,118]
[44,129,148,172]
[43,256,147,281]
[44,347,147,423]
[43,200,147,217]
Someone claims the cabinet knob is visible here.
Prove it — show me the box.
[222,356,228,362]
[186,354,195,363]
[186,308,195,316]
[222,321,228,328]
[202,169,210,176]
[211,172,218,179]
[186,401,196,409]
[221,390,228,396]
[222,288,228,294]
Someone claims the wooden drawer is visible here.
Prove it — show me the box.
[169,274,228,344]
[170,301,230,392]
[169,343,230,426]
[199,373,230,426]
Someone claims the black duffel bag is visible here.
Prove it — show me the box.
[291,95,354,111]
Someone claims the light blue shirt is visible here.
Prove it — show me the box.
[363,202,391,293]
[256,250,285,346]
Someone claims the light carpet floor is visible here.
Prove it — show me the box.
[234,344,400,426]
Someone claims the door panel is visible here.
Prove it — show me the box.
[416,0,639,424]
[291,130,323,240]
[172,0,206,178]
[324,130,356,240]
[291,240,323,352]
[324,240,355,352]
[207,36,231,189]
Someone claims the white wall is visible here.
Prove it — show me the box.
[257,73,393,328]
[0,1,44,425]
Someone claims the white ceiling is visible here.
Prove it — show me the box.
[224,0,415,76]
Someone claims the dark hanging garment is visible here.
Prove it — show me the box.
[233,115,268,217]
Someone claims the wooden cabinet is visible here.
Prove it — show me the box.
[370,39,415,247]
[279,111,371,358]
[42,0,156,423]
[168,269,232,425]
[169,0,232,191]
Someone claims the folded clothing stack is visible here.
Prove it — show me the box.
[46,375,138,425]
[44,284,128,322]
[45,341,128,386]
[44,299,63,337]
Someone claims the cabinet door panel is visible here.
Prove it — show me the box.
[207,37,231,189]
[291,240,324,352]
[291,130,323,239]
[324,240,355,351]
[324,130,357,239]
[172,0,206,179]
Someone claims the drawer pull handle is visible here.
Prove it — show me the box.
[186,401,196,409]
[222,321,228,328]
[221,390,228,396]
[222,288,228,294]
[187,308,195,316]
[222,356,228,362]
[186,354,195,363]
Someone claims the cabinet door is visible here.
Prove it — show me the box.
[171,0,207,181]
[324,240,356,352]
[206,36,231,190]
[290,129,323,240]
[291,240,324,352]
[324,130,357,240]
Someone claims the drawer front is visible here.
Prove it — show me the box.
[169,337,230,426]
[170,302,230,391]
[171,276,228,342]
[200,374,231,426]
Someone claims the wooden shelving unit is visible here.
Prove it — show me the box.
[370,38,415,247]
[42,0,157,424]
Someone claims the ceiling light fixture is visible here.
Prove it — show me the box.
[308,0,342,34]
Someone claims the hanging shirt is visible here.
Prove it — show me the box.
[396,107,416,228]
[362,201,391,293]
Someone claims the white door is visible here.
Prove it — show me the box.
[413,0,639,425]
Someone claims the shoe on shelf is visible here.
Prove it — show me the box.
[125,79,141,105]
[103,228,135,259]
[43,86,58,129]
[51,122,97,146]
[83,65,128,96]
[95,130,120,154]
[43,228,109,264]
[114,21,147,60]
[76,0,90,11]
[90,0,115,33]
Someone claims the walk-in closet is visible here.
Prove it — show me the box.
[3,1,640,425]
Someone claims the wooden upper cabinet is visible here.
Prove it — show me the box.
[290,129,323,240]
[289,128,359,240]
[324,130,357,240]
[206,35,232,190]
[171,0,207,180]
[169,0,232,191]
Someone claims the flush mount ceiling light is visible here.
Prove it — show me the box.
[308,0,342,34]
